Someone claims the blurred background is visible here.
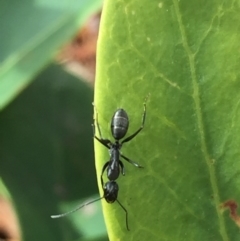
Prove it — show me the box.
[0,1,107,240]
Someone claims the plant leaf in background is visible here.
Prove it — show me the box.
[0,64,107,241]
[0,178,21,241]
[95,0,240,240]
[0,0,102,110]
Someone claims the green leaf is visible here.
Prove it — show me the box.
[94,0,240,240]
[0,178,11,199]
[0,178,21,240]
[0,0,101,110]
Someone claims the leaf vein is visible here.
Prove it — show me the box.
[173,1,229,240]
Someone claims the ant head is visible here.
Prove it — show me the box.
[103,181,119,203]
[104,181,130,231]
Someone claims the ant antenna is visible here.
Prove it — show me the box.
[51,197,103,219]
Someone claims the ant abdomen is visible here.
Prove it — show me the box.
[111,109,129,140]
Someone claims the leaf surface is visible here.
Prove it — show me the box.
[94,0,240,240]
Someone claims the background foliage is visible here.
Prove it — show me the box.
[0,0,107,241]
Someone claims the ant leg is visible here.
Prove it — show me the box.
[93,133,111,149]
[121,94,149,144]
[116,199,130,231]
[121,154,143,168]
[92,103,104,139]
[119,161,125,176]
[92,103,112,149]
[101,162,109,188]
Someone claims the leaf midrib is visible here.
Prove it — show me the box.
[173,1,229,240]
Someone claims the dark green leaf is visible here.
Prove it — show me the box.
[0,64,106,241]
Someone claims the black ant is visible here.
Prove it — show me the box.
[51,180,129,230]
[93,95,149,184]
